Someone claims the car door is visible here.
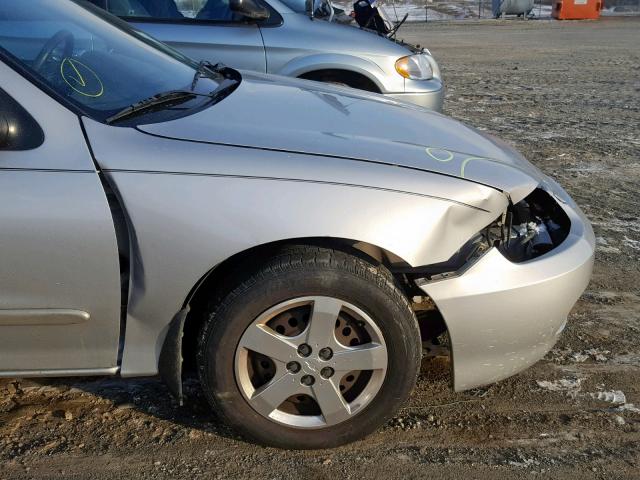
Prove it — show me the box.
[93,0,268,72]
[0,60,122,375]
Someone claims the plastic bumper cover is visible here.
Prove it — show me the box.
[419,182,595,391]
[385,80,444,112]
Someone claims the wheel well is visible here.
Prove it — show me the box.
[169,238,451,397]
[298,69,381,93]
[180,238,407,371]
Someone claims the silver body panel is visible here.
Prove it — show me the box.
[83,116,505,376]
[132,22,266,72]
[421,182,595,390]
[128,0,444,111]
[83,75,590,383]
[137,72,540,204]
[0,62,121,373]
[0,29,593,392]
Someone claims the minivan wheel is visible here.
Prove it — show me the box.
[197,246,421,449]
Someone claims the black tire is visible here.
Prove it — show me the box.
[299,71,380,94]
[197,245,421,449]
[318,76,350,89]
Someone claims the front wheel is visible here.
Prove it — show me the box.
[197,246,421,449]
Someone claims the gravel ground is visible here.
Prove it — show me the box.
[1,17,639,480]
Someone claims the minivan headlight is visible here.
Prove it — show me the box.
[395,55,433,80]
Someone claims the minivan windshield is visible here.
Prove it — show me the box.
[0,0,234,123]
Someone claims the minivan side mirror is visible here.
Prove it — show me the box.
[229,0,270,21]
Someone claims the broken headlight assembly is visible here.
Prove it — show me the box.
[499,188,570,262]
[396,188,571,288]
[465,187,571,265]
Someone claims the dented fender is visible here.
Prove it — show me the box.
[83,119,508,378]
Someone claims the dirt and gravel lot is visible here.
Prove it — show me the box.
[1,17,639,480]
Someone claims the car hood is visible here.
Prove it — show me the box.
[138,72,543,203]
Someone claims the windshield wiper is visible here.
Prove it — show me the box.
[106,65,240,125]
[106,90,198,125]
[191,61,232,91]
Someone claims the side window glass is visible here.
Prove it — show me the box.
[183,0,279,24]
[175,0,208,18]
[177,0,244,22]
[136,0,186,19]
[86,0,279,23]
[191,0,239,21]
[84,0,151,17]
[107,0,151,17]
[96,0,244,22]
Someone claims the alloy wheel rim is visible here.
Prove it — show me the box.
[234,296,388,429]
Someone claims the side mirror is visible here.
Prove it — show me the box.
[229,0,270,21]
[0,89,44,150]
[0,114,9,149]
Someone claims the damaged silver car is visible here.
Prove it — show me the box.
[0,0,593,449]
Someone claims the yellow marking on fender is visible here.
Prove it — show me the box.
[425,147,454,162]
[460,157,485,178]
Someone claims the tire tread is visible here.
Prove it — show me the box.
[196,245,419,447]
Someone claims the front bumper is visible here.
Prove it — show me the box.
[384,78,444,112]
[419,181,595,391]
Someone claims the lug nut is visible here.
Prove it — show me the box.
[318,347,333,361]
[301,375,315,386]
[297,343,312,357]
[320,367,334,379]
[286,361,301,373]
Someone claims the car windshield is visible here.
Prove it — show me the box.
[0,0,230,123]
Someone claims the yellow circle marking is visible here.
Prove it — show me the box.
[460,157,485,178]
[60,58,104,98]
[425,147,454,162]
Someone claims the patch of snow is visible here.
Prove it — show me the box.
[613,415,625,425]
[596,236,621,254]
[613,353,640,367]
[332,0,638,22]
[588,390,626,405]
[570,352,589,362]
[622,236,640,250]
[538,378,640,415]
[566,163,606,174]
[592,218,640,234]
[597,245,622,254]
[584,348,609,362]
[508,457,539,468]
[615,403,640,414]
[536,377,583,394]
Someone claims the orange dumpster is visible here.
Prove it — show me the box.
[552,0,603,19]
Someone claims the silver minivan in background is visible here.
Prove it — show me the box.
[86,0,444,111]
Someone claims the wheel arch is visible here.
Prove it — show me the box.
[158,237,413,401]
[276,53,390,93]
[298,69,381,94]
[181,236,411,354]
